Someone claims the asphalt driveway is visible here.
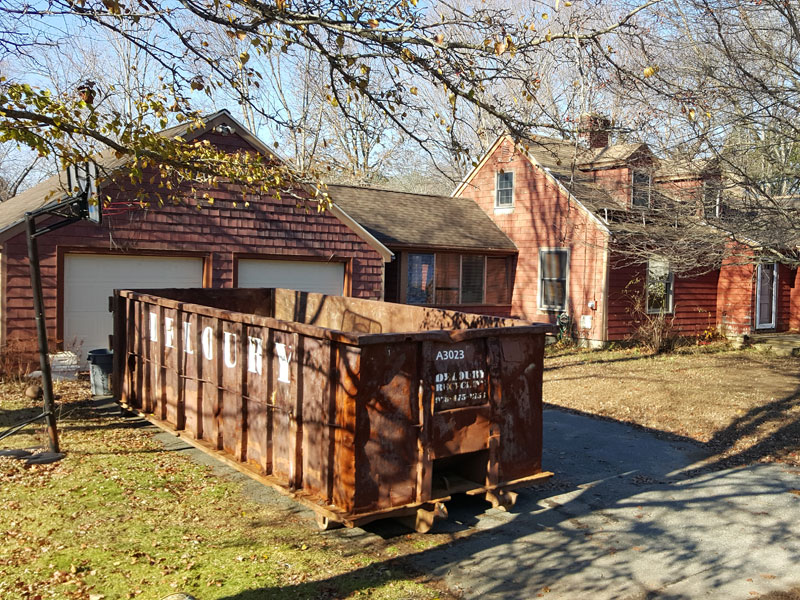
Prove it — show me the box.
[156,403,800,599]
[407,408,800,599]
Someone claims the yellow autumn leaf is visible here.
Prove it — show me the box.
[643,65,658,78]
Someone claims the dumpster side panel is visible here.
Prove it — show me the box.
[354,343,419,511]
[149,304,166,419]
[114,290,552,525]
[198,316,219,447]
[183,313,201,437]
[271,330,301,487]
[124,298,141,409]
[164,306,182,428]
[426,339,492,460]
[495,333,545,481]
[301,336,334,501]
[134,300,148,411]
[221,321,245,460]
[245,324,270,473]
[332,343,359,513]
[129,297,143,409]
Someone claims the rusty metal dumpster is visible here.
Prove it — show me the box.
[112,288,554,531]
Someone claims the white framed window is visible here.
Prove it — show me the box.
[646,257,674,314]
[495,171,514,208]
[632,170,651,208]
[538,249,569,311]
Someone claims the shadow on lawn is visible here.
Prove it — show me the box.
[547,350,800,472]
[27,364,794,599]
[543,351,654,372]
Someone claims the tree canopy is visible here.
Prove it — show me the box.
[0,0,657,203]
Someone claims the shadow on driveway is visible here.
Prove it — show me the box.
[216,408,800,599]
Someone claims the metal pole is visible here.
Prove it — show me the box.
[25,214,60,453]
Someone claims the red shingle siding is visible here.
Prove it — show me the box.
[1,135,384,346]
[789,267,800,331]
[589,167,631,209]
[607,258,718,340]
[717,259,754,336]
[777,264,795,332]
[458,138,609,341]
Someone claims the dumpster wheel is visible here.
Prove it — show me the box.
[398,502,448,533]
[315,513,342,531]
[486,489,518,511]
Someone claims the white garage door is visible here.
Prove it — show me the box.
[64,254,204,357]
[237,259,344,295]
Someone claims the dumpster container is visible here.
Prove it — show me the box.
[87,349,113,396]
[112,288,554,531]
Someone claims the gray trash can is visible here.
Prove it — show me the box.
[87,349,113,396]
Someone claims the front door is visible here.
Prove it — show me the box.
[755,262,778,329]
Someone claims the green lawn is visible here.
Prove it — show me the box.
[0,380,450,600]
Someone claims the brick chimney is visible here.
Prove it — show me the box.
[579,112,611,149]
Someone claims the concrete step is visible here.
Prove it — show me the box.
[750,335,800,357]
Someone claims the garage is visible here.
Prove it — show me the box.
[0,111,389,362]
[63,254,204,357]
[236,258,345,295]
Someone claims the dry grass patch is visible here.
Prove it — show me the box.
[544,346,800,468]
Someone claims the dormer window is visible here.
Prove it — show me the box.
[495,171,514,208]
[632,170,651,208]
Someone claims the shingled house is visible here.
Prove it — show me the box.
[329,185,517,316]
[0,111,391,360]
[453,120,800,346]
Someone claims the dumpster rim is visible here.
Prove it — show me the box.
[117,289,556,344]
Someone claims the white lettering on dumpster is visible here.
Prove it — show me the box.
[435,349,465,361]
[248,336,263,375]
[201,326,214,360]
[223,331,237,368]
[183,321,194,354]
[149,312,158,342]
[164,317,175,348]
[275,343,292,383]
[433,369,487,410]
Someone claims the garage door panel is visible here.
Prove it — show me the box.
[64,255,203,358]
[237,259,344,296]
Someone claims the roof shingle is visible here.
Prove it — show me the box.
[328,184,517,252]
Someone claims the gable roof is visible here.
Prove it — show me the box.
[0,110,258,236]
[654,157,719,182]
[0,111,393,260]
[453,134,669,234]
[583,143,649,168]
[327,184,517,252]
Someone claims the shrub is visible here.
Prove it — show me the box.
[624,278,678,353]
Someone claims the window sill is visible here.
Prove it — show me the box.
[538,306,567,313]
[646,309,674,315]
[494,206,514,215]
